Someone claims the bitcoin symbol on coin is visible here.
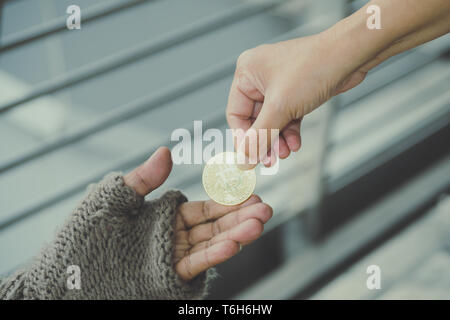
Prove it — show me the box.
[202,152,256,206]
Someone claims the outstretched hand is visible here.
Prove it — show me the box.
[226,0,450,170]
[123,147,273,281]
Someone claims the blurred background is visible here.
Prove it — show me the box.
[0,0,449,299]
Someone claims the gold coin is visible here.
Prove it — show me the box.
[202,152,256,206]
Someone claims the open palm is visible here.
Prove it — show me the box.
[124,147,272,281]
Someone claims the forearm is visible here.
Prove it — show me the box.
[326,0,450,76]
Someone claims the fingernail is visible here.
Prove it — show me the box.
[261,152,271,166]
[237,163,256,171]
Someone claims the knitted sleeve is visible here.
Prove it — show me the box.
[0,173,214,300]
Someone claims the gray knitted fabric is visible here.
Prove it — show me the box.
[0,173,214,300]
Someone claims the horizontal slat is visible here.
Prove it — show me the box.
[312,196,450,299]
[0,0,152,52]
[0,0,286,115]
[328,80,450,193]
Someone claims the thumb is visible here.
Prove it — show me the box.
[237,98,291,170]
[124,146,173,196]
